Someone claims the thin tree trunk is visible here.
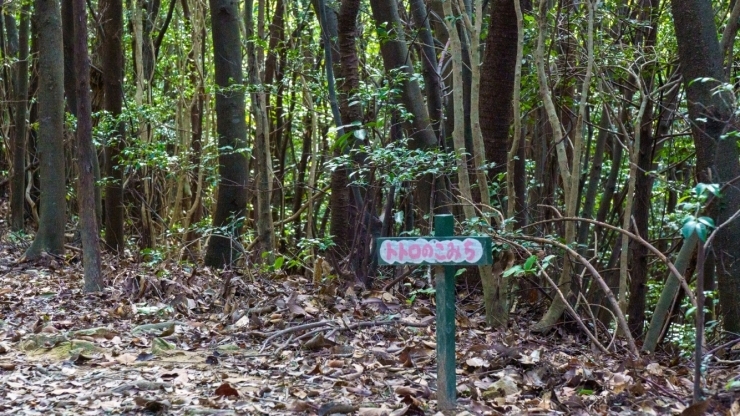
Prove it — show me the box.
[643,233,698,352]
[619,78,648,323]
[10,5,29,232]
[248,0,275,262]
[577,105,609,249]
[721,0,740,77]
[409,0,443,140]
[62,0,76,115]
[73,0,104,291]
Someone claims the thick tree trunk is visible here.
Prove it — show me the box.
[204,0,249,268]
[10,6,29,232]
[73,0,104,291]
[327,0,361,263]
[672,0,740,335]
[25,0,66,260]
[479,0,518,179]
[101,0,126,252]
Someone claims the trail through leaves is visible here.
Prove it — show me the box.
[0,249,739,415]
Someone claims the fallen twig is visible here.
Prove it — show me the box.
[294,318,432,342]
[382,266,417,291]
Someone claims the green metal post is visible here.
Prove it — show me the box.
[434,214,456,411]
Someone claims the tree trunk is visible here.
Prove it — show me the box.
[409,0,443,140]
[328,0,361,263]
[73,0,104,292]
[25,0,66,260]
[101,0,126,252]
[61,0,77,115]
[247,0,275,262]
[672,0,740,335]
[479,0,518,179]
[623,0,660,338]
[10,5,29,232]
[203,0,249,268]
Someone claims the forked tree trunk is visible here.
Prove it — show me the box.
[25,0,66,260]
[436,0,499,326]
[203,0,249,268]
[73,0,104,292]
[532,0,594,332]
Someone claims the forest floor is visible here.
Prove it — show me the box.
[1,237,739,415]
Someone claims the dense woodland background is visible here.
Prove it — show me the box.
[0,0,739,355]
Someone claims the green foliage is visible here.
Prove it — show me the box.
[678,183,719,242]
[503,254,556,278]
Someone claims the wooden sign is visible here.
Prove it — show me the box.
[376,214,492,412]
[377,236,492,266]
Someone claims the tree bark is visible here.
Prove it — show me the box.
[479,0,518,179]
[73,0,104,292]
[328,0,360,262]
[409,0,443,140]
[25,0,66,260]
[625,0,660,338]
[672,0,740,335]
[10,5,29,232]
[247,0,275,262]
[61,0,77,115]
[204,0,249,268]
[101,0,126,252]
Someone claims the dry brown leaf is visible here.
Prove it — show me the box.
[326,359,345,368]
[214,382,239,398]
[303,333,335,350]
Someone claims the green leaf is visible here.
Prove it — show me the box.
[725,380,740,391]
[541,255,556,269]
[523,255,537,272]
[681,216,711,242]
[503,265,523,278]
[697,216,715,229]
[694,183,720,198]
[353,128,367,141]
[273,256,285,269]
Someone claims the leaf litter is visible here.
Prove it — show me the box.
[0,247,739,415]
